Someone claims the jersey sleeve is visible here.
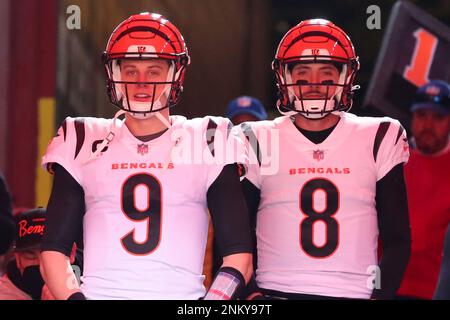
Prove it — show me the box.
[41,164,85,257]
[373,118,410,181]
[205,117,249,189]
[41,117,84,185]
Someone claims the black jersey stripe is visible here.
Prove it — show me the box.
[373,121,391,162]
[241,123,262,167]
[206,118,218,157]
[74,119,85,160]
[395,124,405,145]
[62,119,67,142]
[226,121,233,139]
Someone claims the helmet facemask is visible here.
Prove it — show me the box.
[104,54,187,120]
[275,57,355,120]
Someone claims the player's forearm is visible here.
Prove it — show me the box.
[222,252,253,284]
[41,250,81,300]
[373,240,410,299]
[374,163,411,299]
[207,164,254,280]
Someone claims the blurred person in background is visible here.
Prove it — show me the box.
[226,96,268,125]
[0,208,64,300]
[397,80,450,300]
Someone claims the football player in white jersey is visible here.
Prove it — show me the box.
[40,13,253,300]
[241,19,411,300]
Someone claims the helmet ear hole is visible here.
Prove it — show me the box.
[272,59,280,72]
[179,55,190,67]
[101,51,108,64]
[276,100,291,113]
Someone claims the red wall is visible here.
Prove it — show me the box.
[5,0,57,207]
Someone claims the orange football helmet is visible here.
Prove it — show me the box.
[102,12,190,118]
[272,19,360,119]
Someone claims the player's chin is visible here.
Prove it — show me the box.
[302,93,328,99]
[303,96,328,100]
[131,97,153,103]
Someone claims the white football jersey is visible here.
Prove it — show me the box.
[243,112,409,299]
[42,115,245,300]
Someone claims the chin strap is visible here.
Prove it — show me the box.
[277,99,337,119]
[154,111,172,129]
[294,99,337,119]
[83,110,125,164]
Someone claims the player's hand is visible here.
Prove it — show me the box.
[240,276,265,300]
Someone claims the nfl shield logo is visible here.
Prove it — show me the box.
[313,150,324,161]
[137,144,148,156]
